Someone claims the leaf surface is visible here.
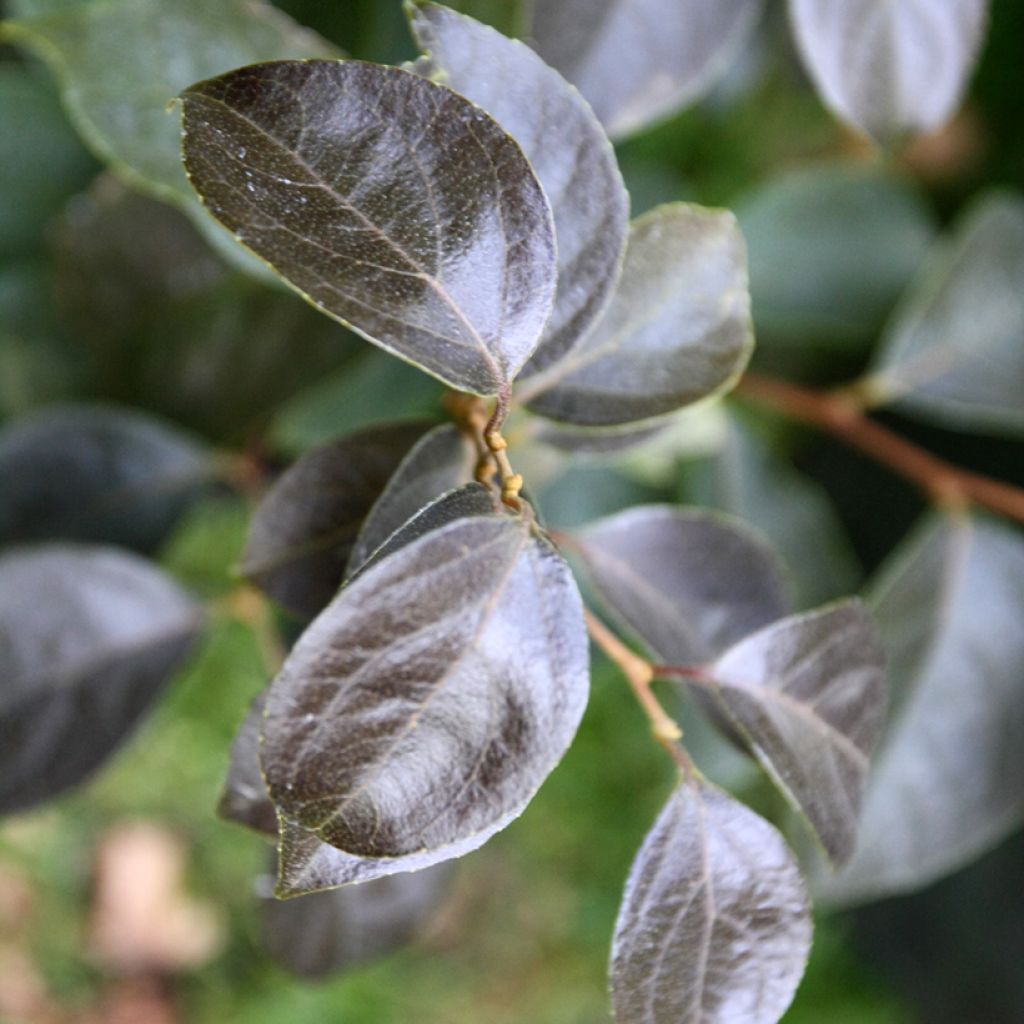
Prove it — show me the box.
[218,691,277,837]
[2,0,335,268]
[181,60,557,395]
[611,779,811,1024]
[869,193,1024,437]
[575,506,791,664]
[0,544,202,814]
[262,854,452,977]
[0,403,208,554]
[523,205,752,427]
[529,0,765,139]
[692,602,886,865]
[788,0,989,144]
[822,513,1024,902]
[240,421,434,620]
[409,2,629,374]
[346,423,475,575]
[260,515,589,859]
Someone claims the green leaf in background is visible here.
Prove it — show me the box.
[684,601,886,866]
[0,544,203,814]
[735,165,937,358]
[346,424,475,575]
[409,2,629,376]
[787,0,990,145]
[529,0,766,140]
[574,505,791,664]
[867,192,1024,437]
[240,421,434,620]
[610,778,812,1024]
[0,403,208,555]
[522,204,753,427]
[2,0,336,268]
[181,61,557,396]
[261,854,453,977]
[261,516,589,859]
[53,176,359,441]
[821,513,1024,903]
[681,415,862,607]
[0,63,96,261]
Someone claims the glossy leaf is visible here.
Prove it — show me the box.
[262,855,453,977]
[575,506,791,664]
[260,515,589,859]
[868,193,1024,437]
[788,0,989,145]
[409,2,629,374]
[53,177,358,440]
[523,204,753,427]
[530,0,765,139]
[2,0,335,266]
[736,165,936,354]
[611,778,812,1024]
[218,692,277,838]
[822,514,1024,903]
[0,544,202,814]
[684,416,862,607]
[181,60,557,396]
[346,423,475,574]
[686,602,887,865]
[240,421,434,620]
[0,404,208,555]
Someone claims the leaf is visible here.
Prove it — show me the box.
[52,177,358,441]
[574,506,791,664]
[261,855,452,977]
[181,60,557,396]
[610,778,812,1024]
[444,0,528,37]
[409,2,629,375]
[683,415,862,607]
[218,692,277,838]
[0,544,203,814]
[788,0,989,145]
[529,0,766,140]
[735,164,936,354]
[681,602,887,865]
[239,421,434,620]
[0,403,208,555]
[867,193,1024,437]
[2,0,334,258]
[522,204,753,427]
[346,424,475,575]
[821,513,1024,903]
[260,514,589,859]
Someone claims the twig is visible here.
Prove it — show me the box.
[583,609,693,774]
[736,373,1024,524]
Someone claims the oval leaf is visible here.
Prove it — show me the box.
[181,60,558,395]
[788,0,989,145]
[530,0,766,139]
[822,513,1024,903]
[611,779,812,1024]
[0,403,208,554]
[260,515,589,859]
[239,420,434,620]
[689,601,887,865]
[523,205,753,427]
[262,854,453,977]
[346,423,475,575]
[0,544,203,814]
[575,505,792,664]
[868,193,1024,437]
[409,2,629,374]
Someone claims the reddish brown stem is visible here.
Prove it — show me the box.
[736,374,1024,524]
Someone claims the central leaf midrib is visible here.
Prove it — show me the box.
[190,84,503,379]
